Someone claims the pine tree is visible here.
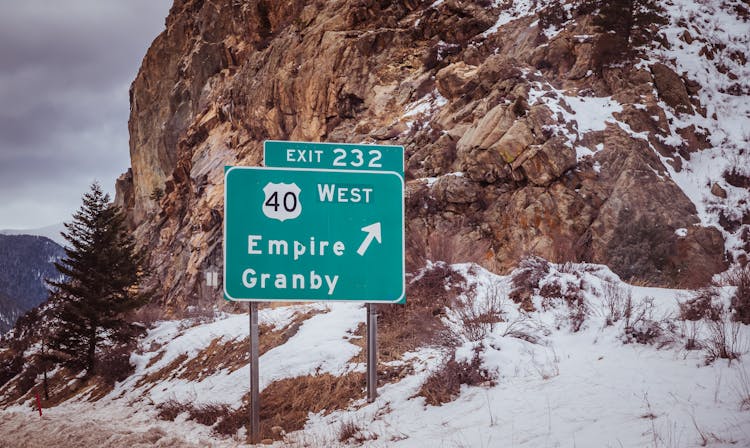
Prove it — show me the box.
[47,182,148,375]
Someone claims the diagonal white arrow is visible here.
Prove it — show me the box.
[356,222,382,256]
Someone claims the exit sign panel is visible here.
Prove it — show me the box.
[264,140,404,175]
[224,166,404,302]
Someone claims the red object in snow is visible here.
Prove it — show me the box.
[35,392,42,417]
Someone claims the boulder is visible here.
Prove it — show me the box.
[493,120,535,163]
[711,183,728,198]
[651,63,694,114]
[520,137,577,186]
[436,62,479,99]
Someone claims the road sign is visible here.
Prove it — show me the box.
[224,166,404,302]
[264,140,404,175]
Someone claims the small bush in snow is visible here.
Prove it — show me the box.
[727,265,750,324]
[338,419,362,443]
[601,282,632,326]
[156,399,187,421]
[510,257,550,311]
[188,402,230,426]
[417,347,495,406]
[679,287,723,322]
[454,281,505,341]
[502,314,550,345]
[622,296,676,347]
[539,276,588,332]
[704,313,744,364]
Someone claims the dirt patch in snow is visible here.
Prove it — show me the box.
[0,411,213,447]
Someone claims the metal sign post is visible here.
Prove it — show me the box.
[249,302,260,444]
[366,303,378,402]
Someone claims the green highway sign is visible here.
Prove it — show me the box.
[224,166,404,302]
[264,140,404,175]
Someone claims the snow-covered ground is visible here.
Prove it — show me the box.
[3,261,748,447]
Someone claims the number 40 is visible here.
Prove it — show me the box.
[264,191,298,212]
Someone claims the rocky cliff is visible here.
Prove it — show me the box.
[115,0,750,313]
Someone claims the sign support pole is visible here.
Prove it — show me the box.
[366,303,378,403]
[249,302,260,444]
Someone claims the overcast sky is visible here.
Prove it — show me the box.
[0,0,172,230]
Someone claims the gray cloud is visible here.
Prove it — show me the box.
[0,0,172,229]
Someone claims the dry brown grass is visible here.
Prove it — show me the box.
[177,338,248,382]
[214,371,366,440]
[156,399,186,421]
[188,402,230,426]
[141,308,324,387]
[0,356,120,409]
[373,263,465,363]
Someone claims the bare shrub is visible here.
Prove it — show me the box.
[501,315,549,345]
[427,233,491,266]
[691,413,734,446]
[601,282,631,326]
[704,313,744,364]
[509,256,550,311]
[188,402,229,426]
[539,276,587,332]
[606,213,675,286]
[338,419,361,443]
[680,320,703,351]
[623,296,674,346]
[417,347,495,406]
[156,399,188,421]
[454,281,506,341]
[680,287,723,322]
[727,265,750,324]
[214,408,247,436]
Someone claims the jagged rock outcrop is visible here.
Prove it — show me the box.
[116,0,747,312]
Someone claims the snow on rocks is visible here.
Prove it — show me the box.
[638,0,750,257]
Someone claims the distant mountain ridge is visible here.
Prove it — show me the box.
[0,234,64,333]
[0,223,66,246]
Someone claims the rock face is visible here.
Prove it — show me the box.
[116,0,743,313]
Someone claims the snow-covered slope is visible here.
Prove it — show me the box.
[2,261,748,447]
